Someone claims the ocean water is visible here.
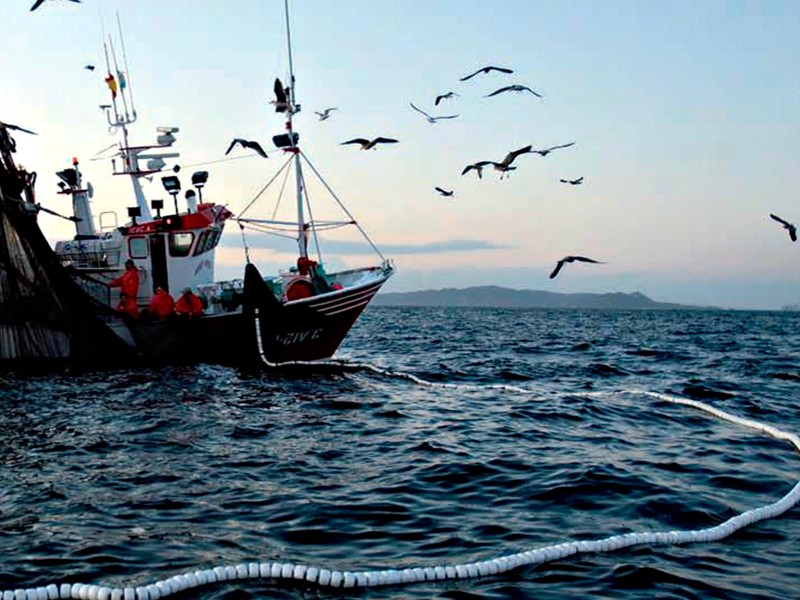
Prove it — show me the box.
[1,307,799,599]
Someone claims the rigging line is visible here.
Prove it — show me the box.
[116,12,137,118]
[237,153,293,218]
[179,154,259,169]
[299,150,385,261]
[299,167,323,263]
[271,158,294,221]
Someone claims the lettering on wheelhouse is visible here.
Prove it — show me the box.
[275,328,323,346]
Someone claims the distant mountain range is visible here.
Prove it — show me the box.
[375,286,715,310]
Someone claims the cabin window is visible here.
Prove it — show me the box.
[193,227,221,256]
[128,236,148,259]
[169,232,195,257]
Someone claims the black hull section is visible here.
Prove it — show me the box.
[0,128,136,372]
[114,263,388,368]
[243,263,387,364]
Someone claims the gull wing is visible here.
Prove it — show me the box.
[225,139,242,155]
[409,102,432,119]
[245,141,268,158]
[546,142,576,152]
[770,213,791,227]
[485,86,511,98]
[549,260,566,279]
[571,256,603,264]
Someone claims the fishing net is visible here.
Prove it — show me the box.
[0,124,133,369]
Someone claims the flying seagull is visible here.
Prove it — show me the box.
[434,92,459,106]
[225,138,268,159]
[769,213,797,242]
[490,164,517,179]
[409,102,458,124]
[497,145,532,168]
[485,84,543,98]
[559,177,584,185]
[532,142,576,157]
[315,107,337,121]
[0,120,37,135]
[30,0,80,11]
[491,144,532,177]
[434,187,455,197]
[460,65,513,81]
[341,137,398,150]
[271,78,290,113]
[549,256,605,279]
[461,161,492,179]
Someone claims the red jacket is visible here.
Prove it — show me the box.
[148,289,175,320]
[109,266,140,318]
[175,291,204,317]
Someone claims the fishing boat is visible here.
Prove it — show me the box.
[2,10,394,370]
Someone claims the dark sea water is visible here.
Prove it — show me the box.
[2,307,800,599]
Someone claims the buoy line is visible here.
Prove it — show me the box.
[252,309,534,394]
[6,386,797,599]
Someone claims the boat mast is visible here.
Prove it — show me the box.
[282,0,307,259]
[102,34,153,221]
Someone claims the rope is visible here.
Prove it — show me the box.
[3,383,798,599]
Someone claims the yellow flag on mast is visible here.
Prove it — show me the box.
[104,74,118,99]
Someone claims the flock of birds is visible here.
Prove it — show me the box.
[24,2,798,282]
[220,66,595,279]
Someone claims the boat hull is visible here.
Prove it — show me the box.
[113,263,391,368]
[243,262,390,365]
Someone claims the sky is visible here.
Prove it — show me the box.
[0,0,798,309]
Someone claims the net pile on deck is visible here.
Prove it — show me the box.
[0,124,133,369]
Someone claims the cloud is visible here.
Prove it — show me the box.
[221,233,509,255]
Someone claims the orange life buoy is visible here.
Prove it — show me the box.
[285,278,315,301]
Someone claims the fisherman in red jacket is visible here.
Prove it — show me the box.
[174,287,204,318]
[148,287,175,320]
[109,259,140,319]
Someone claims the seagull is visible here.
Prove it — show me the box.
[30,0,80,11]
[225,138,268,159]
[315,108,337,121]
[485,85,543,98]
[490,145,532,177]
[434,187,455,197]
[0,120,37,135]
[434,92,459,106]
[490,164,517,179]
[461,161,492,179]
[84,64,95,71]
[460,65,513,81]
[559,177,584,185]
[549,256,605,279]
[271,78,290,113]
[341,137,398,150]
[532,142,576,157]
[769,213,797,242]
[409,102,459,124]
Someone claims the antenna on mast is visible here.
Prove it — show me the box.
[283,0,296,107]
[102,37,122,125]
[109,38,131,122]
[116,12,137,119]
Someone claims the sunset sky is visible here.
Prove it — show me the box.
[1,0,798,309]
